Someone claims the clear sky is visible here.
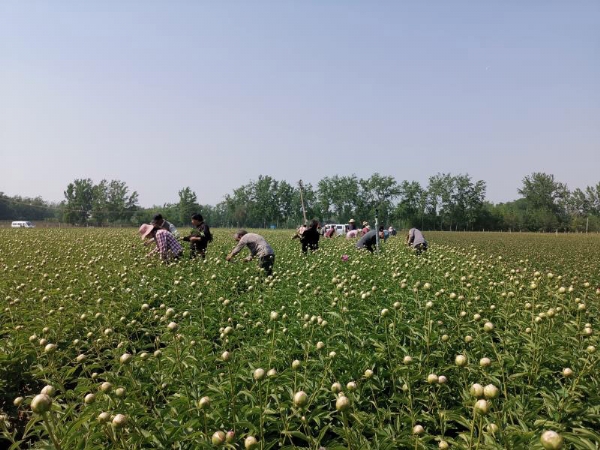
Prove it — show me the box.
[1,1,599,207]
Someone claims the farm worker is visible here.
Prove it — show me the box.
[346,229,359,239]
[298,219,320,253]
[292,224,307,241]
[379,226,390,241]
[348,219,357,231]
[325,226,336,238]
[226,230,275,276]
[152,214,179,237]
[356,228,384,253]
[406,228,428,254]
[139,224,183,261]
[182,213,212,259]
[388,226,397,236]
[361,221,370,235]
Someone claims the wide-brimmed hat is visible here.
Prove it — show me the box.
[362,221,369,226]
[139,223,155,239]
[349,219,355,223]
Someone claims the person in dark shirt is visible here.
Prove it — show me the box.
[356,228,385,253]
[299,219,320,253]
[183,213,212,259]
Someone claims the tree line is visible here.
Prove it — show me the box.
[1,172,599,232]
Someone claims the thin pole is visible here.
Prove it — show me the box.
[298,180,307,224]
[586,216,589,234]
[375,209,380,253]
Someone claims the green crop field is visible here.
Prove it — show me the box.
[1,229,599,449]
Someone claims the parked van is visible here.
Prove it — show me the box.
[11,221,35,228]
[323,224,348,236]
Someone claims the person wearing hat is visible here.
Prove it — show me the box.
[361,221,370,235]
[139,223,183,262]
[151,213,179,237]
[226,229,275,276]
[348,219,357,231]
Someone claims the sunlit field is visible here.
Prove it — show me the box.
[1,228,599,449]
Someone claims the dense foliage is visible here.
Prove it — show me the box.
[4,172,600,232]
[1,229,598,449]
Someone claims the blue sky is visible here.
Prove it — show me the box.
[1,1,598,207]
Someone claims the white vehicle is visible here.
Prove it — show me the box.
[323,224,348,236]
[11,221,35,228]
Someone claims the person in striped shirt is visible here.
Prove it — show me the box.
[139,224,183,262]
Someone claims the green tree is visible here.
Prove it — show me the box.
[178,187,200,226]
[63,179,95,225]
[518,173,569,231]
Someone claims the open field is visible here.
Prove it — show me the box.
[1,229,599,449]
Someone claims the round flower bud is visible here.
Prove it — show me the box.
[244,436,259,449]
[119,353,132,365]
[84,393,96,404]
[480,357,491,367]
[167,322,178,332]
[346,381,357,392]
[562,368,573,378]
[13,397,24,407]
[291,359,301,370]
[293,391,308,407]
[438,375,448,385]
[95,412,110,423]
[100,382,113,393]
[316,341,325,350]
[412,424,425,435]
[195,395,210,409]
[336,395,351,412]
[225,430,235,443]
[470,383,484,398]
[253,368,265,381]
[439,440,449,449]
[487,423,499,433]
[483,322,494,332]
[44,343,57,354]
[540,430,564,449]
[455,355,467,366]
[40,385,55,397]
[427,374,438,384]
[331,382,342,393]
[364,369,373,379]
[483,384,499,399]
[474,399,490,415]
[115,387,126,398]
[212,431,226,446]
[31,394,52,414]
[403,355,413,365]
[267,368,277,378]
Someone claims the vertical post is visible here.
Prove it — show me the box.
[586,217,589,234]
[298,180,307,224]
[375,208,380,253]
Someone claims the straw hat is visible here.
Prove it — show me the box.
[349,219,355,223]
[139,224,155,239]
